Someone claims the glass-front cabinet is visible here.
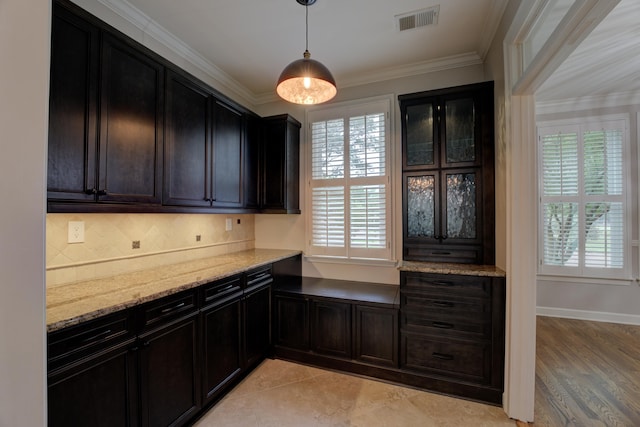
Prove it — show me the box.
[400,82,494,264]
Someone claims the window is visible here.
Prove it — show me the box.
[537,117,629,279]
[306,98,392,261]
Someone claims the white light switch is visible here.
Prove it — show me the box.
[68,221,85,243]
[225,218,233,231]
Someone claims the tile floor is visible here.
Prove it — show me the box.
[194,359,516,426]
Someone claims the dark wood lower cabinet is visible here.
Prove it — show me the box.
[47,256,505,425]
[354,305,398,368]
[48,339,138,427]
[201,295,242,406]
[311,300,352,359]
[399,271,505,404]
[273,278,400,374]
[274,294,310,351]
[244,283,271,368]
[138,313,200,427]
[47,261,283,426]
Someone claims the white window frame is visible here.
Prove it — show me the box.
[305,96,394,262]
[537,114,631,281]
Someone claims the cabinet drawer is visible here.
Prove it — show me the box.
[202,274,243,305]
[246,265,273,291]
[401,333,490,382]
[402,273,491,298]
[140,290,198,329]
[401,311,490,339]
[401,291,489,316]
[48,310,134,369]
[403,244,481,265]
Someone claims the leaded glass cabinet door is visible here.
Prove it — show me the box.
[443,169,482,245]
[402,99,438,170]
[441,95,479,167]
[404,172,440,240]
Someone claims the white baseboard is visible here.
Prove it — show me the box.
[537,306,640,326]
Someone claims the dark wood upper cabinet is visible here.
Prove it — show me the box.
[261,114,301,214]
[163,70,212,208]
[212,100,243,208]
[48,1,302,214]
[243,115,261,210]
[48,2,164,209]
[47,3,99,203]
[98,34,164,205]
[400,82,495,264]
[164,79,247,209]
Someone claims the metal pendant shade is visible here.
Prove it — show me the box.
[276,0,336,105]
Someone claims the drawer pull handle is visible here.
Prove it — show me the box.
[432,301,454,308]
[431,280,454,287]
[432,321,454,329]
[431,251,451,255]
[217,284,236,293]
[251,272,270,281]
[160,302,185,314]
[81,329,112,343]
[432,352,454,361]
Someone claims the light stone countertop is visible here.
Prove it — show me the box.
[399,260,506,278]
[47,248,301,332]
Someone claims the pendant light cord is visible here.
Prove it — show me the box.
[305,2,309,53]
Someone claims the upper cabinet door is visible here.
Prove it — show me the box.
[212,100,243,208]
[98,34,164,205]
[402,92,482,170]
[402,100,438,170]
[163,71,212,208]
[47,4,99,202]
[440,94,479,168]
[261,115,301,214]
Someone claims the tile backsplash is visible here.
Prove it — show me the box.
[47,213,255,287]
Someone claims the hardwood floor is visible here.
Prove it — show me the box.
[535,316,640,426]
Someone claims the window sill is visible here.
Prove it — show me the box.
[303,255,398,268]
[537,274,637,287]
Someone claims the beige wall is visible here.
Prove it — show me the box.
[47,213,255,286]
[0,0,50,425]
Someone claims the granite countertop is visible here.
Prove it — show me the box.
[47,248,301,332]
[399,260,506,278]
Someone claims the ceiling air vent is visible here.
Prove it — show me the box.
[395,5,440,32]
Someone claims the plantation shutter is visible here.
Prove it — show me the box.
[307,100,391,260]
[538,119,628,278]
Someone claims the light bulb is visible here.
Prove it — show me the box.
[303,77,311,89]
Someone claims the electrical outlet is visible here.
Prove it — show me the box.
[196,235,201,242]
[225,218,232,231]
[132,240,140,249]
[67,221,85,243]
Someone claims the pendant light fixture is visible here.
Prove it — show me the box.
[276,0,337,105]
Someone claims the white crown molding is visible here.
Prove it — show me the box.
[96,0,256,104]
[536,91,640,115]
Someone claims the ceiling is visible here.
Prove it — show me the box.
[106,0,508,103]
[536,0,640,102]
[95,0,637,105]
